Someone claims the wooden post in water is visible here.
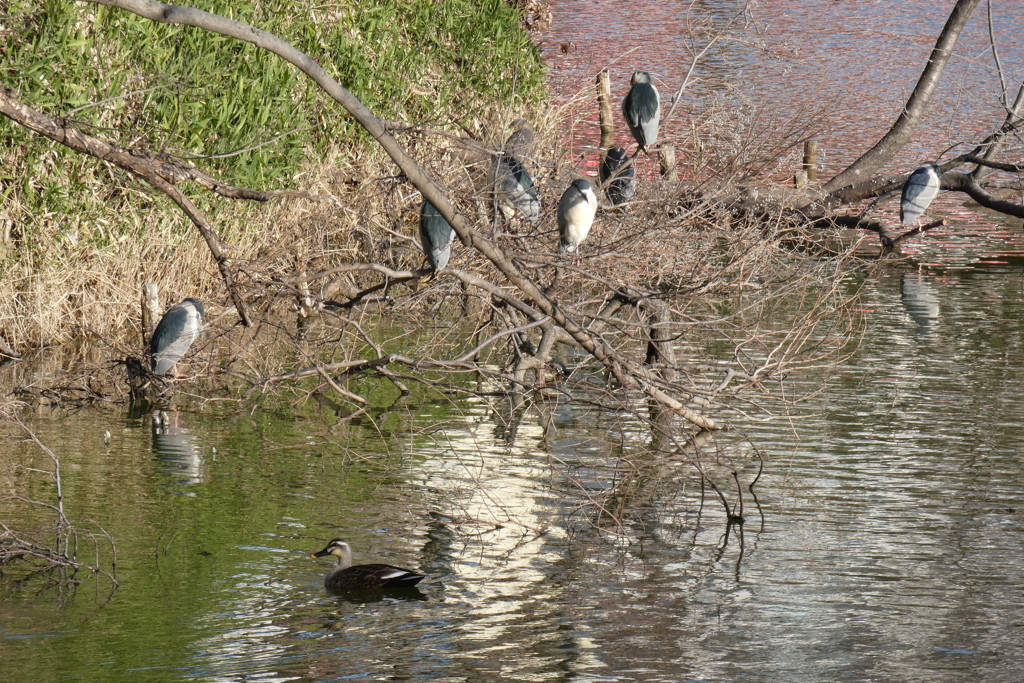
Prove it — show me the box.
[803,139,818,183]
[142,283,160,347]
[596,69,615,150]
[659,145,678,182]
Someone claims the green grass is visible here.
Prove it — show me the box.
[0,0,545,255]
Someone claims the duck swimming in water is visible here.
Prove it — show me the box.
[311,538,425,590]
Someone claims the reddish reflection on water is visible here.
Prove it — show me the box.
[539,0,1024,267]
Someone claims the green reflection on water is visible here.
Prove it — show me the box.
[0,395,440,681]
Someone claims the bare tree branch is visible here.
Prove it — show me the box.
[824,0,983,191]
[77,0,722,430]
[0,85,255,325]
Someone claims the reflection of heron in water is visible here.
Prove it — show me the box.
[901,272,940,328]
[152,410,205,485]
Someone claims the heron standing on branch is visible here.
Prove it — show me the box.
[491,152,541,233]
[419,199,454,272]
[901,162,942,226]
[558,179,598,264]
[622,71,660,156]
[151,298,204,377]
[599,146,636,206]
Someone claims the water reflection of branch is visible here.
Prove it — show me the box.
[0,412,118,591]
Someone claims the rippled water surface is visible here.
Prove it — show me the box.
[3,266,1024,682]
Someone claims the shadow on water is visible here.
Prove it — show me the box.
[323,586,428,604]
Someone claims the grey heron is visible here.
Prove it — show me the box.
[419,199,454,272]
[900,162,942,226]
[491,152,541,232]
[622,71,660,155]
[150,298,204,377]
[599,146,636,206]
[312,539,425,591]
[558,178,598,263]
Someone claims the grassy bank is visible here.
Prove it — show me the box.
[0,0,545,349]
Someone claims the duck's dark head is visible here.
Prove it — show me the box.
[307,540,352,565]
[311,538,350,559]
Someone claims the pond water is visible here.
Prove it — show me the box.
[4,3,1024,683]
[540,0,1024,175]
[3,265,1024,682]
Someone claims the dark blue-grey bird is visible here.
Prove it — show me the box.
[900,162,942,226]
[599,146,636,206]
[504,119,535,157]
[419,199,454,272]
[312,538,425,591]
[150,298,204,376]
[491,152,541,232]
[558,179,598,263]
[622,71,660,155]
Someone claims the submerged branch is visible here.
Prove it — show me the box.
[0,411,118,586]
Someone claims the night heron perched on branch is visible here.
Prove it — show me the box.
[503,118,535,157]
[311,538,425,591]
[900,162,942,226]
[150,298,204,376]
[490,152,541,233]
[558,179,598,263]
[622,71,660,155]
[419,199,454,272]
[599,146,636,206]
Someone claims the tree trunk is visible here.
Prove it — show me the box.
[824,0,982,192]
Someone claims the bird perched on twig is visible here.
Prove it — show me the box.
[419,199,454,272]
[150,298,204,377]
[503,118,535,158]
[491,152,541,233]
[558,179,598,264]
[599,146,636,206]
[900,162,942,227]
[622,71,660,156]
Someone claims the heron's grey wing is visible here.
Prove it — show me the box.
[623,83,660,148]
[609,173,636,205]
[900,168,940,224]
[637,84,660,147]
[151,306,200,374]
[601,150,636,205]
[508,156,541,223]
[420,202,454,270]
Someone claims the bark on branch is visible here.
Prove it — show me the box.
[0,85,254,325]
